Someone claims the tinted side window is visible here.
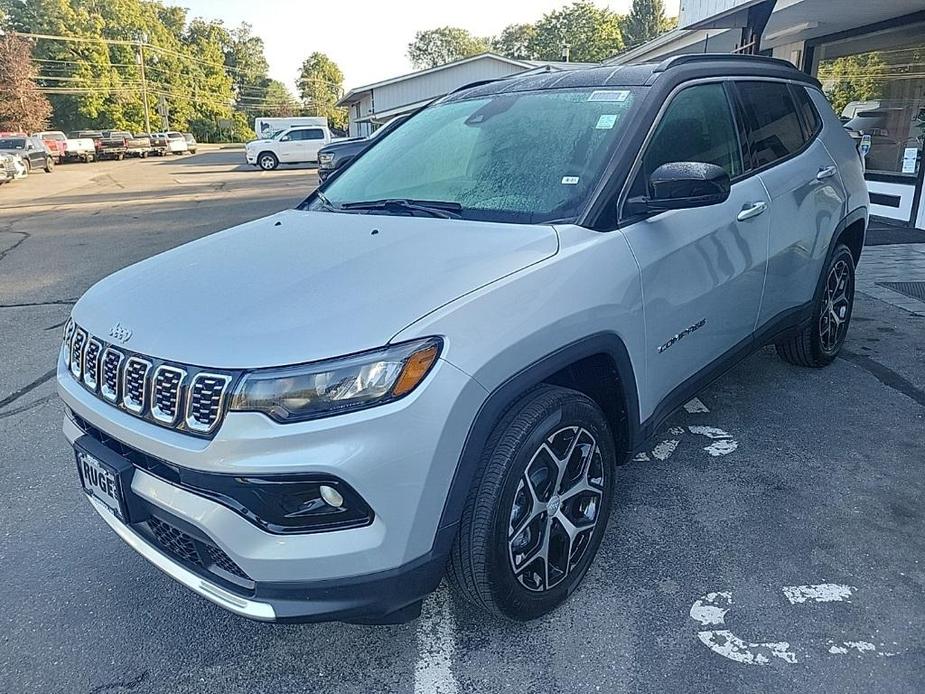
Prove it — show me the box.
[303,129,325,140]
[792,85,821,138]
[630,82,742,199]
[736,81,806,167]
[286,130,306,141]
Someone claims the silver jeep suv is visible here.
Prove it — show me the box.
[58,55,868,624]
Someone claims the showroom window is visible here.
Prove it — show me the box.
[813,22,925,177]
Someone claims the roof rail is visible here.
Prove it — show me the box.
[653,53,800,74]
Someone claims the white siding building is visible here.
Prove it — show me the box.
[338,53,594,138]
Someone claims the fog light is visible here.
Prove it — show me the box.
[319,485,344,508]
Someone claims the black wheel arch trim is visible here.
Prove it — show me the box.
[433,332,641,555]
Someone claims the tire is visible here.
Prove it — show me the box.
[258,152,278,171]
[23,159,31,175]
[44,157,54,173]
[447,385,616,621]
[776,244,855,367]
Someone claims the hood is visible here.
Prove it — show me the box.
[72,209,559,369]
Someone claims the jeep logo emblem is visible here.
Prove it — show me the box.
[108,323,133,343]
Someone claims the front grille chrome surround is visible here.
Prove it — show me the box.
[82,339,103,389]
[151,365,187,425]
[186,373,232,433]
[100,348,124,403]
[70,329,87,379]
[122,357,152,414]
[65,323,237,438]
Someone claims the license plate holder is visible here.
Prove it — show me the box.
[74,435,147,523]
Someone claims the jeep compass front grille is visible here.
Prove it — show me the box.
[64,323,237,438]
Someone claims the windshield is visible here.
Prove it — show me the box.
[0,138,26,149]
[313,87,638,224]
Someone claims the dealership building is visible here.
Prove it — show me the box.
[609,0,925,231]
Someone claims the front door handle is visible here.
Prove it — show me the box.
[816,165,837,180]
[736,201,768,222]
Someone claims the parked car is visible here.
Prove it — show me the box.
[69,130,104,158]
[141,133,169,156]
[34,131,66,164]
[0,135,54,173]
[100,131,152,159]
[58,55,867,625]
[182,132,197,154]
[39,130,95,163]
[317,116,407,182]
[155,131,189,154]
[245,124,333,170]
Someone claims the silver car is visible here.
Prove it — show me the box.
[58,54,868,624]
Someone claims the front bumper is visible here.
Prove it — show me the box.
[58,350,487,622]
[245,150,257,164]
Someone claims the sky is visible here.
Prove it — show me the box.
[179,0,681,93]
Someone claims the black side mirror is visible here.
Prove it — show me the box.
[630,162,731,215]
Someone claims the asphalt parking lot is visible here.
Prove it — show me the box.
[1,151,923,694]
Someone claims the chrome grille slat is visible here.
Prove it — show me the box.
[186,373,231,433]
[122,357,152,414]
[100,348,124,402]
[151,365,186,425]
[82,339,103,390]
[66,323,234,438]
[69,329,87,379]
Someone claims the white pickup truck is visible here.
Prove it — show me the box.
[36,131,96,163]
[244,124,333,170]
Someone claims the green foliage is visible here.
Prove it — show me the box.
[818,53,886,115]
[298,51,346,131]
[621,0,667,49]
[492,1,623,64]
[407,27,490,69]
[263,79,300,117]
[3,0,274,140]
[491,24,537,61]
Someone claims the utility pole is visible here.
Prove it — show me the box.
[137,37,151,134]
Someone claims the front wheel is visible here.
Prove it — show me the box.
[447,385,616,621]
[258,152,278,171]
[776,244,855,367]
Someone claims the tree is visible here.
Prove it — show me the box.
[263,79,300,117]
[492,24,537,61]
[407,27,489,69]
[0,34,51,132]
[298,52,346,131]
[622,0,668,49]
[818,53,887,114]
[529,1,623,63]
[224,22,270,116]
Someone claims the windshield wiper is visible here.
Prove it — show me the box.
[314,190,337,211]
[339,198,462,219]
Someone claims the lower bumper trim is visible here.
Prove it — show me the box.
[88,497,277,621]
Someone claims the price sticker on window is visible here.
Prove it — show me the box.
[596,114,618,129]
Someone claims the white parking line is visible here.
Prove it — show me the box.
[414,587,459,694]
[782,583,855,605]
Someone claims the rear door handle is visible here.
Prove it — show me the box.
[816,165,837,180]
[736,201,768,222]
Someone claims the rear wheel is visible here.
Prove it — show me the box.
[448,385,616,621]
[258,152,278,171]
[776,244,855,367]
[44,157,54,173]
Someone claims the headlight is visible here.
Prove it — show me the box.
[229,337,442,422]
[319,153,334,165]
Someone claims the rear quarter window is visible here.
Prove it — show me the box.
[735,81,807,168]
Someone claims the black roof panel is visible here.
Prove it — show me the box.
[445,54,818,101]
